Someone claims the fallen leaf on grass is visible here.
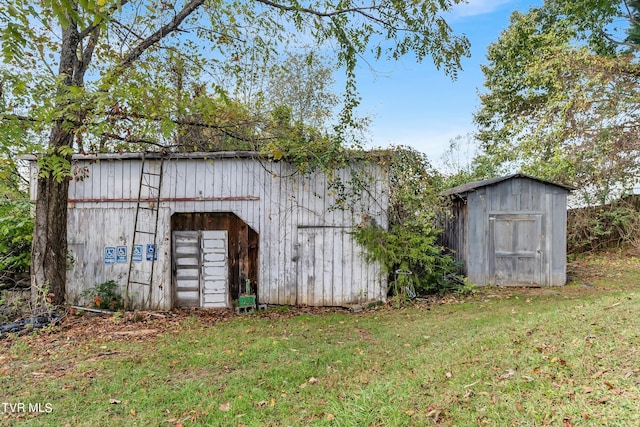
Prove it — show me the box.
[219,402,231,412]
[326,413,335,421]
[499,369,516,380]
[426,408,442,422]
[308,377,319,384]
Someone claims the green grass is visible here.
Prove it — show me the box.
[2,253,640,426]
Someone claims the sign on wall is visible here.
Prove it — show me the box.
[146,243,158,261]
[132,245,143,262]
[116,246,127,263]
[104,246,116,265]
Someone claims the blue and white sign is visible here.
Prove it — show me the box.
[132,244,143,262]
[104,246,116,265]
[116,246,127,263]
[146,243,158,261]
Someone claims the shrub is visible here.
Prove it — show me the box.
[353,147,466,298]
[0,200,33,286]
[81,280,124,311]
[567,195,640,253]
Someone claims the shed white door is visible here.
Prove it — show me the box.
[200,230,228,308]
[489,214,543,285]
[173,230,229,308]
[296,227,364,306]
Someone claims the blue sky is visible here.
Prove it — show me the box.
[351,0,542,166]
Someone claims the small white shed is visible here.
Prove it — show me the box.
[26,152,389,309]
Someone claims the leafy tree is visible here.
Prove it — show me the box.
[438,133,501,189]
[475,1,640,204]
[173,49,343,153]
[0,0,470,305]
[263,50,340,130]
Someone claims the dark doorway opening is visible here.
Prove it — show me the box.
[171,212,259,307]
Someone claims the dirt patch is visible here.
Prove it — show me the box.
[0,305,360,355]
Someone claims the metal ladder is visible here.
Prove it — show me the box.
[126,153,164,308]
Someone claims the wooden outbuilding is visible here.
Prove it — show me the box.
[25,152,388,309]
[441,174,574,287]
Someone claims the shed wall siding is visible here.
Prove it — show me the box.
[445,177,569,287]
[55,157,388,308]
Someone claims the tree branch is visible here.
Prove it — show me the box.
[78,0,130,40]
[119,0,205,68]
[254,0,380,19]
[75,26,101,86]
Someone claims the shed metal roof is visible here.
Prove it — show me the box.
[20,151,261,161]
[442,173,575,198]
[21,149,393,162]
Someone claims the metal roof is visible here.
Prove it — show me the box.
[442,173,575,198]
[21,149,392,162]
[20,151,262,161]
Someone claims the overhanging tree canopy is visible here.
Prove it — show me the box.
[0,0,470,304]
[475,0,640,204]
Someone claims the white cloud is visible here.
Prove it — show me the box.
[449,0,515,18]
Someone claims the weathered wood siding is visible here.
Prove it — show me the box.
[31,154,388,308]
[439,199,467,270]
[443,176,569,287]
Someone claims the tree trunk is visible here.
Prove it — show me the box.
[31,129,73,306]
[30,8,80,307]
[28,0,203,306]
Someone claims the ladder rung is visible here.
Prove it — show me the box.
[128,280,151,286]
[134,230,156,235]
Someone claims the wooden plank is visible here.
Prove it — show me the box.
[467,192,487,285]
[299,228,315,306]
[239,223,249,287]
[200,230,228,308]
[333,228,345,305]
[321,229,333,305]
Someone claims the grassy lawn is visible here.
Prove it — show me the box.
[2,251,640,426]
